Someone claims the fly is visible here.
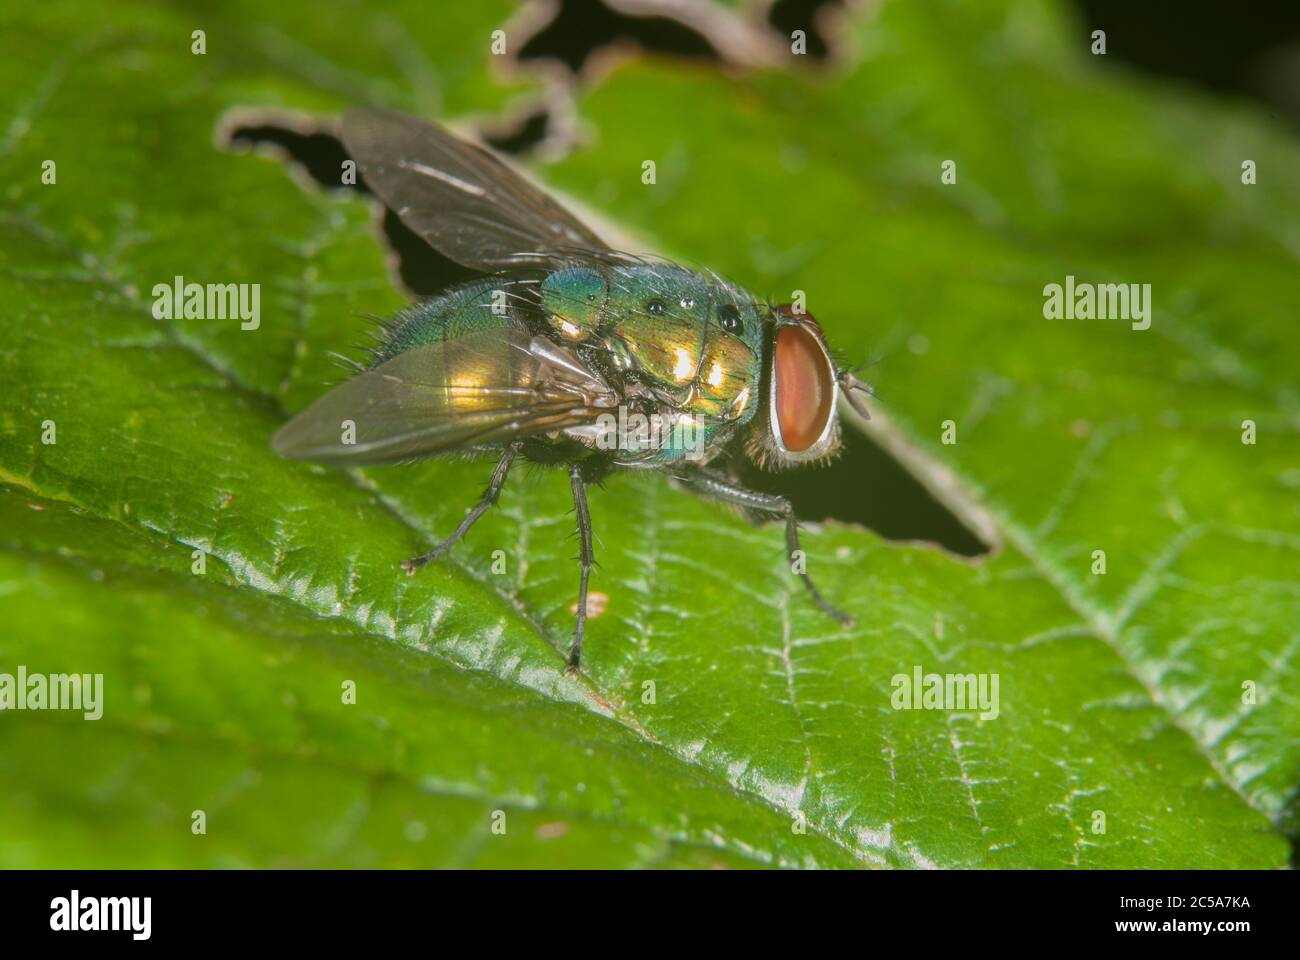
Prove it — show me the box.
[272,106,874,671]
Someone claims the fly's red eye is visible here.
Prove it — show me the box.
[774,324,834,452]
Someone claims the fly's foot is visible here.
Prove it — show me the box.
[400,548,446,575]
[828,606,855,629]
[565,634,584,673]
[802,576,854,628]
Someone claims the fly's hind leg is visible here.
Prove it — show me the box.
[565,460,595,672]
[678,467,853,628]
[401,440,523,574]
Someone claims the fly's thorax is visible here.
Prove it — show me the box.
[691,287,763,421]
[596,264,763,425]
[602,264,710,390]
[541,266,607,342]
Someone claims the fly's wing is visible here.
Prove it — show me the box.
[272,325,617,465]
[343,106,610,271]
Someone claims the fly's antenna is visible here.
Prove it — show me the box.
[838,370,875,421]
[839,373,874,420]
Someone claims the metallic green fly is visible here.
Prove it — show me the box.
[273,106,874,670]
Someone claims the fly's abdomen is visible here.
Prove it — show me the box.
[373,278,519,364]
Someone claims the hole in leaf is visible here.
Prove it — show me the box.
[482,108,551,156]
[741,427,990,557]
[767,0,842,61]
[517,0,721,73]
[1076,0,1300,126]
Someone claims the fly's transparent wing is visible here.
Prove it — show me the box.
[343,106,610,271]
[272,325,617,465]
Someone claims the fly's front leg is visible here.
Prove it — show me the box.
[402,440,523,574]
[679,468,853,627]
[566,461,596,672]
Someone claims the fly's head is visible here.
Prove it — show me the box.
[745,303,873,471]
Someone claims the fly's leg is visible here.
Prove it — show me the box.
[401,440,523,574]
[679,468,853,627]
[566,460,595,672]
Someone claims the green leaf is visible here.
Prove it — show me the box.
[0,0,1295,867]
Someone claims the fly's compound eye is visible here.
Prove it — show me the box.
[773,324,835,453]
[719,304,743,334]
[646,299,666,316]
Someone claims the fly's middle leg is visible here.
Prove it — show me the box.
[401,440,523,574]
[679,468,854,628]
[566,460,595,672]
